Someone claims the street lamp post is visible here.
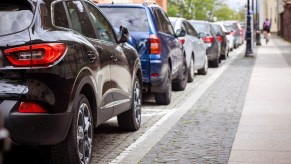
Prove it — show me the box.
[256,0,262,45]
[245,0,253,55]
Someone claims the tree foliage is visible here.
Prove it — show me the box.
[167,0,245,21]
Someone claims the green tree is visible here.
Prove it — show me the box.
[167,0,242,21]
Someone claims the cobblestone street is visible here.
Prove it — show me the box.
[141,46,255,163]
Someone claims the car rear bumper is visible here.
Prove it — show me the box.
[1,100,72,145]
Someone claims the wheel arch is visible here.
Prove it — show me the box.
[68,69,98,127]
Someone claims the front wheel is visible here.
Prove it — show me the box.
[52,94,93,164]
[118,76,142,131]
[198,56,208,75]
[188,55,195,82]
[172,57,188,91]
[155,67,172,105]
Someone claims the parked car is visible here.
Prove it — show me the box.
[169,17,208,82]
[211,23,229,59]
[189,20,221,67]
[223,24,235,51]
[0,0,143,164]
[223,21,244,47]
[99,2,187,105]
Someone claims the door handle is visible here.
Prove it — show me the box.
[87,51,96,62]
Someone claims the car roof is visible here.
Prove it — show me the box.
[188,20,209,24]
[97,2,161,9]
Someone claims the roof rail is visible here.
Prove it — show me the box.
[143,0,157,6]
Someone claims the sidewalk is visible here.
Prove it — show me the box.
[228,36,291,163]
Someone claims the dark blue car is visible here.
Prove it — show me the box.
[99,2,187,105]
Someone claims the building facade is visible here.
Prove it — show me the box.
[258,0,281,32]
[94,0,167,12]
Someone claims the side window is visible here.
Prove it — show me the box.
[185,22,198,37]
[84,2,115,42]
[53,2,69,28]
[65,1,96,38]
[153,8,175,36]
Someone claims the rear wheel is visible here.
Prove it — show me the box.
[118,76,142,131]
[188,55,195,82]
[172,57,188,91]
[211,56,219,68]
[52,94,93,164]
[155,67,172,105]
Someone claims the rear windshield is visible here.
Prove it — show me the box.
[0,2,34,36]
[212,25,223,34]
[99,7,149,32]
[190,22,209,33]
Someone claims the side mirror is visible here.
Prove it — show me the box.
[118,26,129,43]
[198,32,206,38]
[176,29,186,37]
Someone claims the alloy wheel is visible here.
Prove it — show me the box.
[77,103,93,164]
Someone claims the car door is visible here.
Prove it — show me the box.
[84,1,132,115]
[65,0,114,122]
[152,7,182,76]
[184,21,205,68]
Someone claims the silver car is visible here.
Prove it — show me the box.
[170,17,208,82]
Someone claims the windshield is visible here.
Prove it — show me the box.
[0,2,34,36]
[99,7,149,32]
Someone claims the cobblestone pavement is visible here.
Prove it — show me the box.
[140,49,256,163]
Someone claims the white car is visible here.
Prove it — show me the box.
[170,17,208,82]
[214,22,234,51]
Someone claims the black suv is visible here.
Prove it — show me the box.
[0,0,142,163]
[99,2,187,105]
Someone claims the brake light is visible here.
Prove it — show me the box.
[149,34,161,54]
[202,37,214,43]
[4,43,66,67]
[151,73,159,77]
[18,102,47,113]
[179,38,185,44]
[217,36,223,42]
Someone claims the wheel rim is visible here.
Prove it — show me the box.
[182,59,187,82]
[167,69,172,100]
[133,80,142,125]
[204,56,208,70]
[189,58,194,79]
[77,103,93,164]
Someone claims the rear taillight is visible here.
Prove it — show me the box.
[179,37,185,45]
[217,36,223,42]
[202,37,214,43]
[149,34,161,54]
[4,43,66,67]
[18,102,47,113]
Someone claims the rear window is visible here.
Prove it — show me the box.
[99,7,149,32]
[0,2,34,36]
[190,22,209,34]
[212,24,223,34]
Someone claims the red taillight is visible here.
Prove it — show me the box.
[151,73,159,77]
[18,102,47,113]
[217,36,223,42]
[179,38,185,44]
[4,43,66,67]
[202,37,214,43]
[149,34,161,54]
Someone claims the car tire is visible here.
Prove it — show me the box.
[52,94,93,164]
[188,55,195,82]
[172,57,188,91]
[155,67,172,105]
[198,56,208,75]
[118,76,142,131]
[211,57,219,68]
